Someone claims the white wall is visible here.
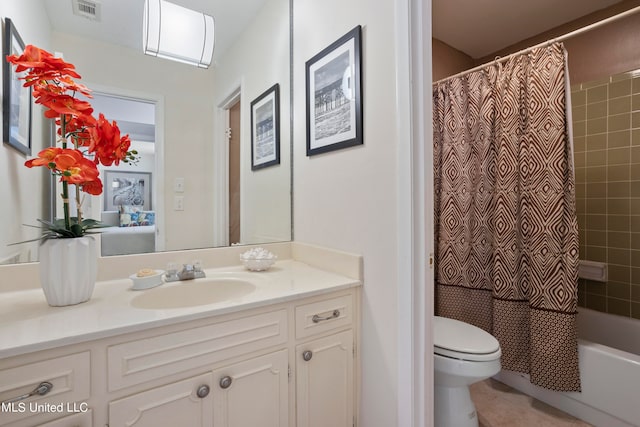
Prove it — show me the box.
[293,0,403,425]
[0,0,52,263]
[212,0,291,245]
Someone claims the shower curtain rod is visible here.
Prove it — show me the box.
[433,5,640,85]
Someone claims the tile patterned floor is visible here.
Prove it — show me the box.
[470,379,593,427]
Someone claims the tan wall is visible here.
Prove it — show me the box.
[433,1,640,84]
[564,12,640,84]
[432,38,474,82]
[474,0,640,84]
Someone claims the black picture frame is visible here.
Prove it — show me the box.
[306,25,362,156]
[250,83,280,170]
[2,18,32,155]
[103,171,152,211]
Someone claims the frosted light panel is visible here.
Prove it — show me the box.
[143,0,215,68]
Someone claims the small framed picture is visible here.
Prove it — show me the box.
[2,18,32,155]
[306,25,362,156]
[103,171,152,211]
[250,83,280,170]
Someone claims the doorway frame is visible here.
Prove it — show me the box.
[214,83,243,247]
[395,0,433,426]
[84,82,166,252]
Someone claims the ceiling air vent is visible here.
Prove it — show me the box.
[72,0,102,21]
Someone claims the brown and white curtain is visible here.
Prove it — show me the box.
[433,43,581,391]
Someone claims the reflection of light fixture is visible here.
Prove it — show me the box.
[143,0,215,68]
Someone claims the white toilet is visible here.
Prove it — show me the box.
[434,316,502,427]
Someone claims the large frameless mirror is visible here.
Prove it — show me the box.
[0,0,292,264]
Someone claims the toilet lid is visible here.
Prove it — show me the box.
[434,316,501,362]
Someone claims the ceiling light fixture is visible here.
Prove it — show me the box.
[143,0,215,68]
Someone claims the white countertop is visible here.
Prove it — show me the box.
[0,260,361,359]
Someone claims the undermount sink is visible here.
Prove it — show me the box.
[131,277,257,309]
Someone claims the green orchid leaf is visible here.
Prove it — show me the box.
[81,218,110,229]
[8,236,48,245]
[70,223,84,237]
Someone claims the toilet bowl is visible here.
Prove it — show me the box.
[434,316,501,427]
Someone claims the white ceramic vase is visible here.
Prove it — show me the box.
[39,236,97,307]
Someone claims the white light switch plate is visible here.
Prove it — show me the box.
[174,177,185,193]
[174,196,184,211]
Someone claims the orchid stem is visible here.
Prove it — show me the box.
[76,185,82,224]
[61,182,70,232]
[60,116,71,232]
[72,135,83,224]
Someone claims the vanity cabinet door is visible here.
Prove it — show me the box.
[108,373,213,427]
[37,411,92,426]
[0,352,91,427]
[212,349,288,427]
[296,330,354,427]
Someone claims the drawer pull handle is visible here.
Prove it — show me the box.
[312,309,340,323]
[302,350,313,361]
[219,376,233,389]
[196,385,210,398]
[2,381,53,404]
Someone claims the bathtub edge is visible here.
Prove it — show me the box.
[493,370,635,427]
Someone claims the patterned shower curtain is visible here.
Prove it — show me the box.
[433,43,581,391]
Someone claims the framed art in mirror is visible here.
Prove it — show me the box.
[250,83,280,170]
[306,25,362,156]
[104,170,152,211]
[2,18,32,155]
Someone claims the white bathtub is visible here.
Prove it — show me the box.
[495,308,640,427]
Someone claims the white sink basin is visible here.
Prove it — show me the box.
[131,277,256,309]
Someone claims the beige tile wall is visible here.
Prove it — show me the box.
[572,70,640,319]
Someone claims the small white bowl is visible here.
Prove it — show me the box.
[240,248,277,271]
[129,270,164,290]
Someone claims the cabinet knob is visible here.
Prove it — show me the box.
[302,350,313,361]
[219,376,233,389]
[196,384,210,398]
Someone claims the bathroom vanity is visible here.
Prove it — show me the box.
[0,244,362,427]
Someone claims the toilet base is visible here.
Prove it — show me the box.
[434,384,478,427]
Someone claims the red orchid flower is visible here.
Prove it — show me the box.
[36,93,94,119]
[89,114,131,166]
[54,150,100,185]
[6,45,80,78]
[57,114,96,146]
[11,44,139,236]
[81,179,103,196]
[24,147,63,169]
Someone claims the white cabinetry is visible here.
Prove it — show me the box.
[108,373,213,427]
[106,310,288,392]
[294,293,356,426]
[296,330,354,427]
[37,412,92,427]
[0,288,359,427]
[213,350,288,427]
[108,350,290,427]
[0,352,91,427]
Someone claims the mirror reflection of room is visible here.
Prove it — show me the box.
[85,94,158,257]
[0,0,292,264]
